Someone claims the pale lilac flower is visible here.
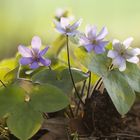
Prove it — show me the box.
[79,25,108,54]
[53,17,82,36]
[55,8,74,21]
[55,8,70,20]
[107,37,140,71]
[55,8,66,19]
[18,36,51,69]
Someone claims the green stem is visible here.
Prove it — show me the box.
[48,66,52,71]
[66,35,84,105]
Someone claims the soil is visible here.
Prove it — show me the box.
[74,89,140,140]
[7,90,140,140]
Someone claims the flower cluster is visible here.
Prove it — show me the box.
[18,14,140,72]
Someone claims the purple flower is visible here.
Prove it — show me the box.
[18,36,51,69]
[53,17,82,36]
[79,25,108,54]
[107,37,140,71]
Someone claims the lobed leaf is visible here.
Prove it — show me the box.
[7,103,42,140]
[32,68,88,93]
[123,63,140,92]
[0,86,25,117]
[103,70,136,115]
[30,84,69,113]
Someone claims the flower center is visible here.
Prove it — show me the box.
[31,50,39,61]
[120,50,125,56]
[92,40,97,45]
[66,27,71,32]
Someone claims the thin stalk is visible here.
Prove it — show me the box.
[97,80,103,90]
[90,77,102,96]
[86,71,91,99]
[0,80,6,88]
[66,35,84,105]
[75,80,86,116]
[48,66,52,71]
[69,105,74,118]
[93,77,102,91]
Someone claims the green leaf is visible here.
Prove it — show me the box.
[30,84,69,113]
[74,47,111,77]
[0,67,10,85]
[4,67,18,84]
[88,52,111,77]
[32,68,88,93]
[48,35,66,57]
[46,35,66,65]
[0,84,68,140]
[106,42,113,50]
[103,70,135,115]
[61,68,88,81]
[0,86,25,117]
[0,58,18,86]
[0,58,17,70]
[123,63,140,92]
[18,65,46,80]
[7,103,42,140]
[74,47,92,68]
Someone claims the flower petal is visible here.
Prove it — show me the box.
[119,60,126,71]
[85,25,97,39]
[53,20,66,34]
[123,37,133,49]
[107,50,119,58]
[96,26,108,40]
[127,56,139,64]
[31,36,42,51]
[18,45,32,57]
[19,57,33,65]
[39,57,51,66]
[126,48,140,56]
[70,19,82,31]
[94,44,105,54]
[30,61,39,69]
[39,46,49,56]
[79,35,90,46]
[112,56,126,71]
[60,17,70,29]
[84,44,94,52]
[93,41,108,54]
[112,39,122,51]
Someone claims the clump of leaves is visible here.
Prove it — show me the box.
[0,8,140,140]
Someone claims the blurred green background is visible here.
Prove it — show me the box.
[0,0,140,59]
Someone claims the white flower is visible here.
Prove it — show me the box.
[107,37,140,71]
